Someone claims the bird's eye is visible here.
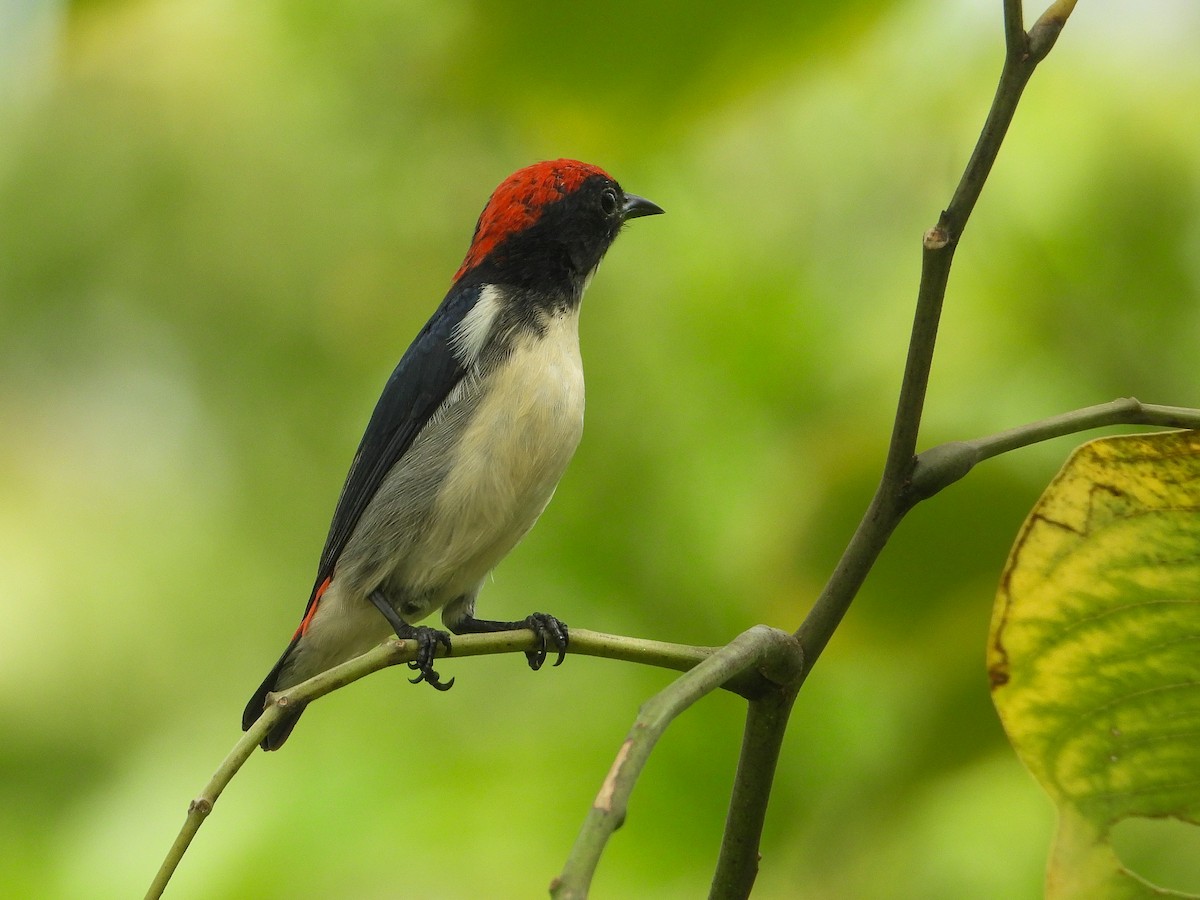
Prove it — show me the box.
[600,187,619,216]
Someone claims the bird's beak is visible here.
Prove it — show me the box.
[622,193,665,220]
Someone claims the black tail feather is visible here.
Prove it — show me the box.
[242,637,305,751]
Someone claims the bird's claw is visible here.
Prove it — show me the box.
[522,612,569,671]
[404,626,454,691]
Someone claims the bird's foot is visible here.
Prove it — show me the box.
[399,625,454,690]
[520,612,569,671]
[450,611,569,671]
[368,590,454,690]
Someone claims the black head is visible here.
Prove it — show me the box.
[453,159,663,297]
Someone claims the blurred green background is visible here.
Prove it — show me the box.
[2,0,1198,897]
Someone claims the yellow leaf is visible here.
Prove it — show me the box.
[991,430,1200,898]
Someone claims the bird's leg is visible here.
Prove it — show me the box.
[448,611,569,671]
[368,590,454,690]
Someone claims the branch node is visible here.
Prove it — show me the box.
[922,225,951,250]
[187,798,213,817]
[748,625,805,688]
[909,441,978,501]
[1027,20,1064,63]
[1028,0,1077,62]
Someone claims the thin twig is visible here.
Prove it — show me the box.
[551,627,803,900]
[797,0,1078,665]
[145,730,263,900]
[147,627,768,898]
[800,9,1057,668]
[910,399,1200,501]
[702,5,1086,890]
[1003,0,1026,58]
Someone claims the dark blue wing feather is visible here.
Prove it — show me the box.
[243,282,483,737]
[311,281,481,598]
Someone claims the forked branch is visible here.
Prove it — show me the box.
[551,627,802,900]
[146,628,778,899]
[709,2,1088,897]
[149,4,1200,899]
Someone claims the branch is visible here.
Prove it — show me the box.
[147,627,775,899]
[145,729,262,900]
[1003,0,1026,57]
[796,0,1078,664]
[551,627,803,900]
[694,5,1086,892]
[708,686,799,899]
[153,5,1094,898]
[910,399,1200,501]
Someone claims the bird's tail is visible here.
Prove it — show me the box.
[242,638,306,751]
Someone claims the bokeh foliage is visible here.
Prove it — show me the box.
[1,0,1198,897]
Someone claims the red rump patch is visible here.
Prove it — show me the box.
[294,575,331,640]
[453,159,611,282]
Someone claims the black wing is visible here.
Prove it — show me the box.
[309,281,481,602]
[243,283,482,737]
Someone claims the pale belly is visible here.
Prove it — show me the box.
[279,308,585,688]
[401,310,585,599]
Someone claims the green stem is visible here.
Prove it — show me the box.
[796,0,1074,666]
[910,399,1200,501]
[146,627,764,899]
[708,686,799,900]
[551,627,802,900]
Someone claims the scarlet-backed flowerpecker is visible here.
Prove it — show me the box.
[243,160,662,749]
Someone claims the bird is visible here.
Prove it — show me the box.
[242,159,663,749]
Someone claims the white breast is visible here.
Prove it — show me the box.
[408,306,585,595]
